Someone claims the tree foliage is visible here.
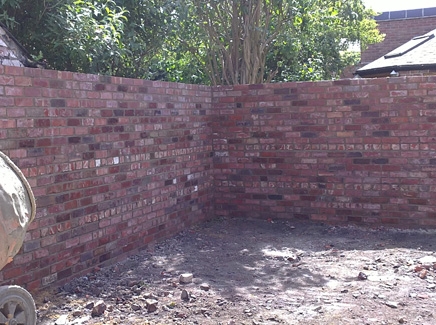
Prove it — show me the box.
[175,0,293,85]
[1,0,173,76]
[55,0,127,74]
[173,0,383,84]
[0,0,383,84]
[267,0,383,81]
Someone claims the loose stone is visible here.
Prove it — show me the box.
[181,289,190,301]
[385,301,398,309]
[91,301,107,317]
[54,315,69,325]
[179,273,193,284]
[145,299,158,313]
[200,283,210,291]
[131,303,141,311]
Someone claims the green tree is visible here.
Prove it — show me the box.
[111,0,175,78]
[0,0,21,28]
[171,0,383,85]
[268,0,383,81]
[172,0,293,85]
[1,0,382,83]
[1,0,128,73]
[54,0,128,74]
[1,0,173,76]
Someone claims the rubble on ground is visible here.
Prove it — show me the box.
[35,218,436,325]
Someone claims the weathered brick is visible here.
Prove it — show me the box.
[372,158,389,164]
[50,99,66,107]
[268,195,283,200]
[373,131,390,137]
[274,88,289,95]
[19,139,35,148]
[344,99,361,105]
[114,83,128,92]
[301,132,318,138]
[15,98,33,106]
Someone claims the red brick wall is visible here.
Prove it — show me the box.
[0,65,214,290]
[212,76,436,228]
[362,16,436,64]
[2,64,436,291]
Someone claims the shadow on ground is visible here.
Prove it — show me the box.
[36,217,436,325]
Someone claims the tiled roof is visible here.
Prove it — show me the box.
[356,28,436,77]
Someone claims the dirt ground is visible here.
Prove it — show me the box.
[34,217,436,325]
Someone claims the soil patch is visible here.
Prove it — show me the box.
[35,217,436,324]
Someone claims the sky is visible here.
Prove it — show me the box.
[363,0,436,12]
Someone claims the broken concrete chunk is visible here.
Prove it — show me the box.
[200,283,210,291]
[91,301,106,317]
[179,273,193,284]
[131,303,141,311]
[145,299,158,313]
[54,315,69,325]
[418,256,436,267]
[385,301,398,309]
[181,289,190,301]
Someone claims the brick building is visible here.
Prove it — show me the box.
[362,7,436,65]
[357,27,436,78]
[355,7,436,77]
